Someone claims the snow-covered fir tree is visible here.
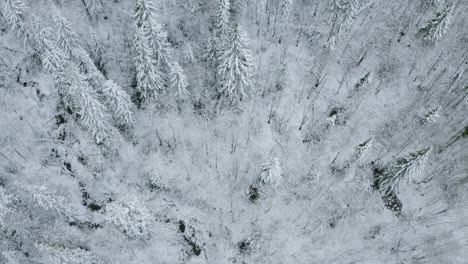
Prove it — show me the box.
[258,158,283,185]
[216,0,231,35]
[23,184,77,217]
[133,0,188,103]
[328,0,360,48]
[355,136,374,159]
[217,24,255,106]
[53,10,80,57]
[87,28,104,70]
[204,35,219,67]
[102,80,135,127]
[39,27,118,145]
[169,61,189,97]
[36,243,104,264]
[419,107,441,124]
[1,0,28,41]
[378,147,432,194]
[419,3,454,44]
[105,196,153,239]
[0,186,13,223]
[133,27,165,102]
[52,10,134,128]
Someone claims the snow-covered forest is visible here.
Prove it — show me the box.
[0,0,467,263]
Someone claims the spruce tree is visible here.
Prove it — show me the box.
[133,0,188,103]
[355,136,374,159]
[1,0,28,41]
[53,10,80,56]
[218,24,255,106]
[88,28,105,72]
[169,61,189,97]
[216,0,230,35]
[133,27,165,102]
[102,80,135,128]
[378,147,432,194]
[134,0,172,67]
[204,35,219,68]
[51,12,135,129]
[39,26,117,145]
[105,196,152,239]
[419,3,453,44]
[328,0,360,48]
[258,158,283,185]
[37,243,104,264]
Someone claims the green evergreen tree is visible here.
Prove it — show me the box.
[419,3,453,44]
[379,147,432,194]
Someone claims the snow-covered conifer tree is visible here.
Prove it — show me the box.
[53,10,80,56]
[105,196,152,239]
[0,186,13,224]
[133,0,188,102]
[419,3,453,44]
[218,24,255,105]
[88,28,105,71]
[75,81,118,144]
[183,42,196,63]
[36,243,104,264]
[204,35,219,67]
[102,80,135,127]
[419,107,441,124]
[50,10,134,128]
[328,0,360,48]
[169,61,189,97]
[134,0,172,66]
[216,0,230,35]
[355,136,374,159]
[258,158,283,185]
[379,147,432,194]
[40,28,118,145]
[133,28,165,102]
[24,184,76,217]
[1,0,28,41]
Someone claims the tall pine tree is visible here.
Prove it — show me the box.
[378,148,432,194]
[419,3,453,44]
[133,0,188,103]
[218,24,255,106]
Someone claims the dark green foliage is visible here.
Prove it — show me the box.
[329,108,339,117]
[184,237,202,256]
[371,166,402,214]
[55,114,67,126]
[248,185,259,202]
[178,220,186,233]
[371,167,385,191]
[462,126,468,138]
